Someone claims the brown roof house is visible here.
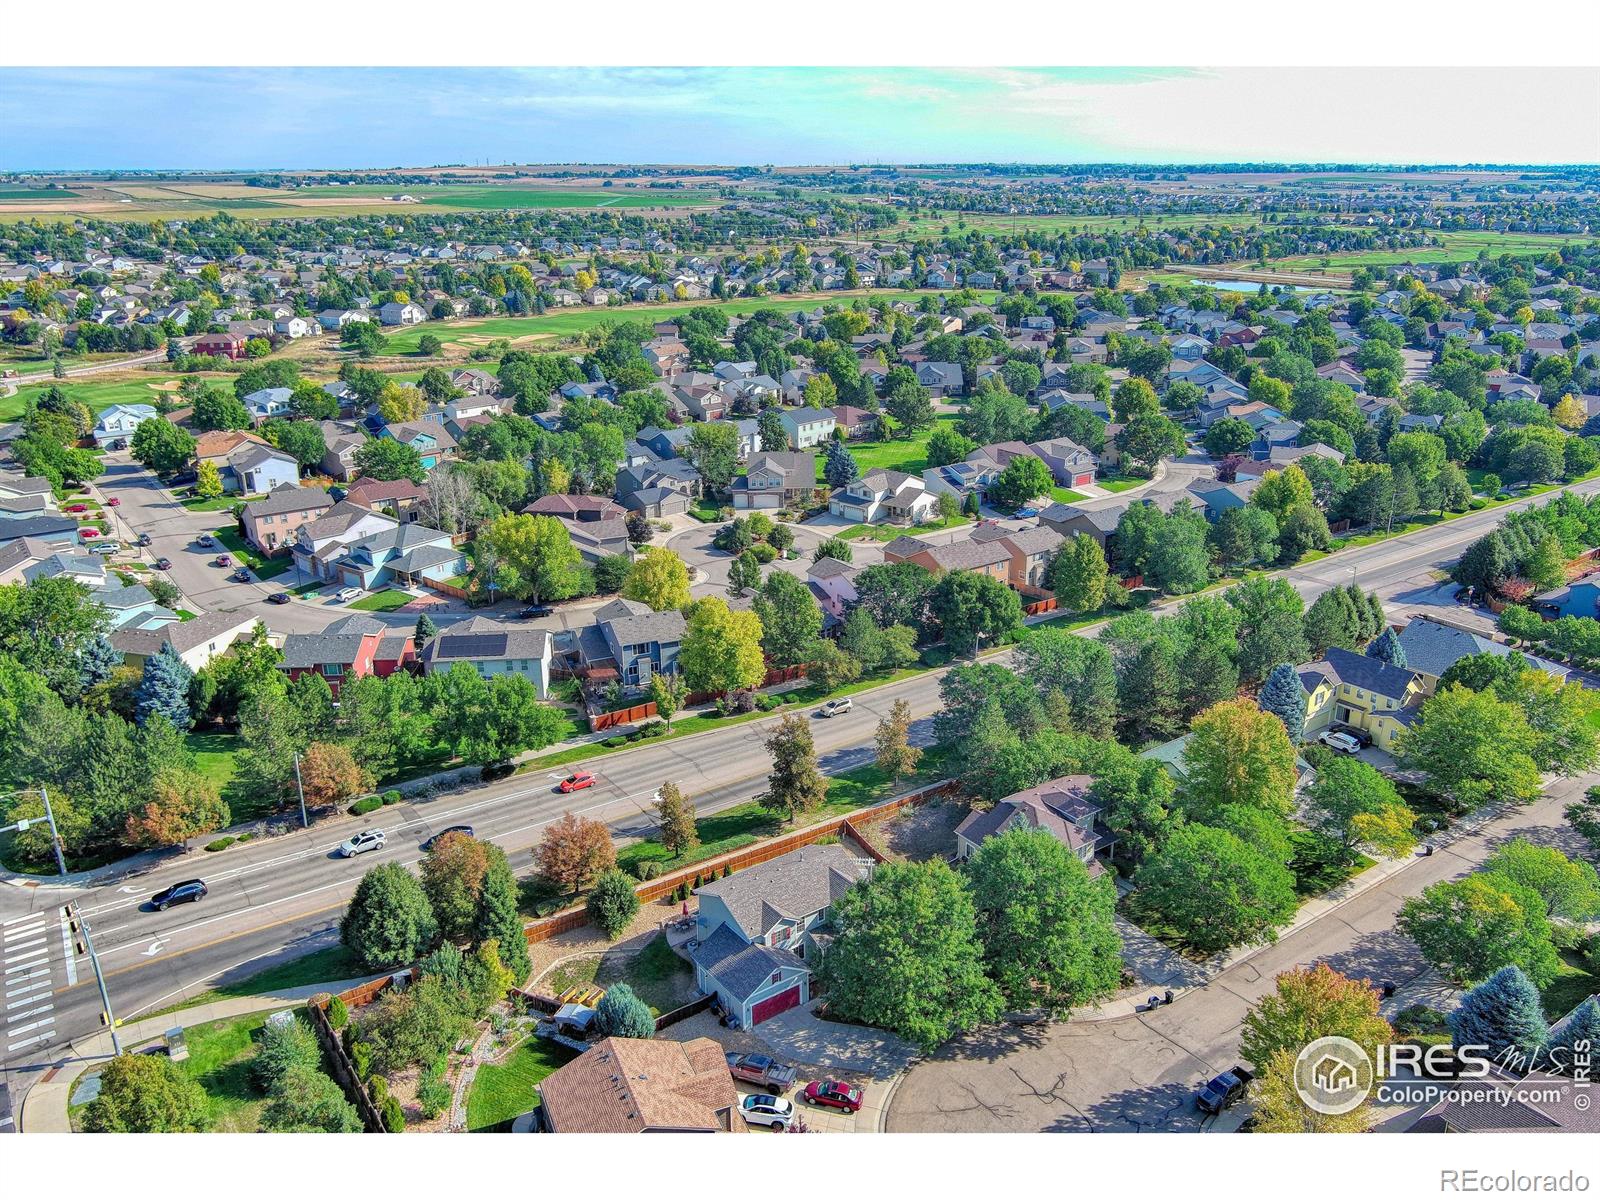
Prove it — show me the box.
[538,1036,746,1133]
[241,485,335,555]
[730,451,815,511]
[882,531,1011,584]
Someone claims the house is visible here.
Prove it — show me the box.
[883,532,1011,584]
[0,538,104,586]
[524,494,626,523]
[1537,579,1600,620]
[379,421,456,470]
[242,387,293,425]
[730,451,815,510]
[1026,438,1098,489]
[971,522,1065,590]
[537,1036,745,1133]
[1395,615,1567,693]
[1298,646,1424,752]
[777,408,836,450]
[110,611,260,673]
[91,403,158,448]
[192,332,247,360]
[954,774,1107,875]
[290,501,403,581]
[615,460,700,517]
[1186,476,1263,520]
[1405,1069,1600,1134]
[318,521,467,591]
[235,477,331,548]
[318,422,368,481]
[224,441,300,496]
[828,469,941,526]
[417,616,553,698]
[278,614,415,697]
[915,361,964,398]
[378,301,426,326]
[828,405,875,440]
[563,517,632,564]
[807,556,860,625]
[575,597,685,689]
[691,843,871,1027]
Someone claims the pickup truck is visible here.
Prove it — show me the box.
[725,1052,798,1092]
[1195,1066,1253,1114]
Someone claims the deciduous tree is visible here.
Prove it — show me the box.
[759,714,827,820]
[535,811,615,895]
[874,698,921,780]
[654,781,698,856]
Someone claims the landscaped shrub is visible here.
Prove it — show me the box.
[639,721,668,738]
[327,996,349,1030]
[756,694,779,711]
[586,869,641,939]
[381,790,403,806]
[635,860,662,882]
[350,1040,373,1081]
[604,735,627,748]
[204,837,235,852]
[919,646,952,668]
[595,983,655,1039]
[417,1059,450,1120]
[720,865,731,879]
[750,542,778,564]
[368,1074,388,1104]
[381,1093,406,1132]
[350,796,383,816]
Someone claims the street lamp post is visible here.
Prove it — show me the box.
[293,753,309,829]
[0,787,67,877]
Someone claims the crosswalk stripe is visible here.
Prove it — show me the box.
[2,948,47,967]
[4,977,50,1000]
[6,990,51,1010]
[3,936,45,953]
[4,1003,52,1022]
[7,1032,55,1052]
[58,912,78,986]
[1,912,46,927]
[2,923,46,941]
[5,1016,54,1038]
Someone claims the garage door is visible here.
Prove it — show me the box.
[751,985,802,1026]
[1074,472,1095,488]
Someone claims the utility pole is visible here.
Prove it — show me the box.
[293,753,309,829]
[70,905,121,1055]
[0,788,66,877]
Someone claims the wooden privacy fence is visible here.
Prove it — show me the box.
[521,778,958,947]
[590,701,657,732]
[307,995,385,1132]
[654,993,716,1032]
[1023,596,1058,616]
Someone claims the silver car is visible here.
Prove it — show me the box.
[740,1093,795,1130]
[338,829,387,857]
[817,698,853,718]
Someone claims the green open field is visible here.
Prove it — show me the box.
[380,290,996,354]
[816,418,962,483]
[888,210,1268,239]
[0,188,81,200]
[0,374,204,421]
[1265,230,1592,271]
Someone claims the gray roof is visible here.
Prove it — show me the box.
[688,927,805,1003]
[243,484,333,520]
[110,611,257,658]
[279,614,388,669]
[693,843,868,941]
[1311,646,1417,702]
[420,616,551,668]
[1396,616,1567,682]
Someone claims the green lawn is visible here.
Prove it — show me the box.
[1049,487,1088,504]
[210,526,293,579]
[184,729,252,816]
[293,183,716,211]
[0,374,202,422]
[349,589,415,612]
[1542,949,1600,1023]
[178,1013,271,1132]
[542,933,694,1015]
[144,944,366,1020]
[1097,476,1146,493]
[181,494,252,513]
[1265,230,1590,272]
[466,1036,579,1131]
[836,513,971,541]
[822,420,962,483]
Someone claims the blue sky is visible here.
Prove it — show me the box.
[1,67,1593,170]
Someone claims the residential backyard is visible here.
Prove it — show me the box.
[539,933,697,1016]
[465,1036,579,1132]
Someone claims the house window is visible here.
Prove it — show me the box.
[321,663,343,678]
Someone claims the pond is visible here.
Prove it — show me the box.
[1188,278,1332,296]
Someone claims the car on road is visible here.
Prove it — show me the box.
[740,1094,796,1130]
[231,568,252,582]
[558,771,597,793]
[105,497,120,507]
[196,533,215,548]
[337,830,387,858]
[267,591,291,604]
[150,880,208,911]
[1317,730,1362,755]
[136,533,152,547]
[335,586,363,602]
[817,697,853,718]
[726,1053,798,1091]
[1195,1067,1253,1115]
[154,557,173,570]
[421,825,475,851]
[516,605,552,619]
[215,554,232,567]
[802,1080,862,1112]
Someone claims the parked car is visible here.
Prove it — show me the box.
[149,880,207,911]
[1015,506,1039,518]
[725,1053,798,1091]
[337,830,387,858]
[1318,730,1362,755]
[78,527,101,540]
[195,533,215,548]
[817,697,853,718]
[1195,1067,1253,1115]
[267,591,290,604]
[558,771,596,793]
[802,1080,862,1112]
[89,541,120,556]
[516,605,552,619]
[739,1094,796,1130]
[64,503,88,514]
[105,497,121,507]
[1331,724,1372,748]
[421,825,475,851]
[231,568,252,583]
[154,557,173,570]
[335,586,362,602]
[215,554,232,567]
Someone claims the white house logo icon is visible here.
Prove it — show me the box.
[1293,1036,1374,1115]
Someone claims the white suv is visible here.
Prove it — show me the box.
[818,698,853,718]
[1318,730,1362,755]
[338,829,387,857]
[335,586,363,603]
[740,1094,795,1130]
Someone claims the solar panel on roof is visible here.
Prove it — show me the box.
[439,633,508,658]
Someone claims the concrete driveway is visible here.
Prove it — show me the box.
[755,1004,921,1078]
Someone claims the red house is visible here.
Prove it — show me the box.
[193,332,249,360]
[277,615,414,697]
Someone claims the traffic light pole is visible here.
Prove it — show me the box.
[71,905,121,1055]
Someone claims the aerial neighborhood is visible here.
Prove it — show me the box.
[2,153,1600,1146]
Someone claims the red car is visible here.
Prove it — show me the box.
[79,527,101,539]
[105,497,121,507]
[802,1081,863,1113]
[558,771,596,793]
[65,503,88,514]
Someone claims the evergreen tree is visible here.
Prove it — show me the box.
[1258,662,1307,741]
[823,439,860,488]
[134,645,194,731]
[414,613,437,643]
[77,634,121,693]
[1545,998,1600,1076]
[1448,966,1549,1071]
[1118,641,1183,744]
[474,844,530,983]
[1366,626,1406,668]
[595,982,655,1039]
[340,863,438,971]
[586,868,641,940]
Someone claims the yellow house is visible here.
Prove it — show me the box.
[1298,646,1424,752]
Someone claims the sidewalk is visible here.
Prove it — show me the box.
[17,976,371,1132]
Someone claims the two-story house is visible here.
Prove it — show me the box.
[1298,646,1425,752]
[575,597,685,689]
[730,451,815,511]
[278,614,415,697]
[1026,437,1098,490]
[417,615,553,698]
[290,501,402,582]
[91,403,158,449]
[954,774,1107,875]
[379,420,456,470]
[378,301,426,326]
[807,556,861,626]
[778,409,837,450]
[690,843,871,1028]
[318,421,368,481]
[882,532,1011,585]
[241,485,336,555]
[242,387,294,426]
[970,522,1065,590]
[1395,615,1568,694]
[827,469,941,526]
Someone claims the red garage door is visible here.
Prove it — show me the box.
[1074,472,1095,488]
[751,985,802,1026]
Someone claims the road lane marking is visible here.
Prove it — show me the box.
[2,923,45,941]
[7,1032,56,1053]
[58,910,77,986]
[3,937,44,953]
[5,1016,54,1038]
[1,913,45,927]
[3,948,46,967]
[4,977,50,1001]
[5,1002,52,1021]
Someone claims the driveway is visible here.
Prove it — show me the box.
[666,518,844,593]
[755,1004,921,1078]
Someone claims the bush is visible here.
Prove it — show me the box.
[417,1060,450,1120]
[756,694,779,711]
[595,982,655,1038]
[205,837,235,852]
[919,646,952,668]
[350,796,383,816]
[1551,923,1593,954]
[350,1040,373,1081]
[327,996,349,1030]
[381,790,403,806]
[639,720,669,738]
[604,735,627,748]
[635,860,662,881]
[381,1093,406,1132]
[368,1074,389,1104]
[749,542,778,564]
[586,869,641,939]
[253,1015,322,1092]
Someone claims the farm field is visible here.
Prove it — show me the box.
[888,210,1269,238]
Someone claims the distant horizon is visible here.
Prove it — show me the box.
[3,66,1596,170]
